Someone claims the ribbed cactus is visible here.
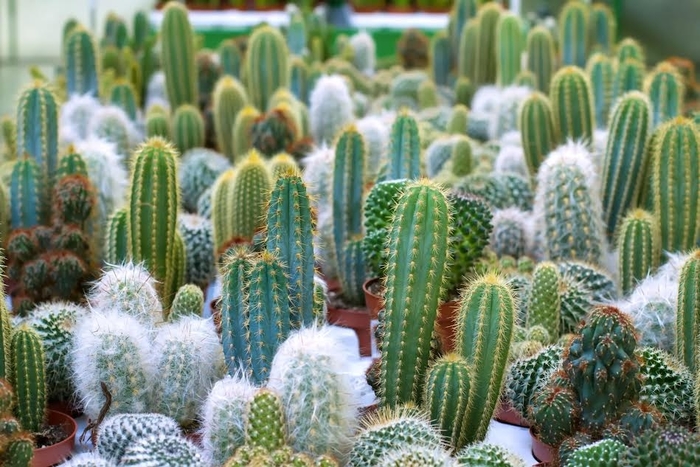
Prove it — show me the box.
[645,62,685,129]
[179,148,231,213]
[457,17,479,86]
[5,434,34,466]
[651,118,700,253]
[472,2,502,86]
[612,58,645,103]
[289,57,309,105]
[121,434,206,466]
[245,25,290,111]
[9,157,45,229]
[526,262,561,344]
[423,353,471,451]
[169,284,204,321]
[10,325,46,433]
[496,12,524,86]
[617,37,645,63]
[525,26,556,93]
[178,213,215,288]
[617,209,660,296]
[558,1,589,68]
[245,388,286,451]
[127,137,180,312]
[589,3,616,53]
[430,31,451,87]
[519,91,557,177]
[97,413,181,463]
[232,106,261,164]
[450,0,478,69]
[105,207,128,265]
[110,80,139,121]
[586,53,614,128]
[160,2,198,109]
[601,91,652,240]
[64,26,99,97]
[211,169,236,257]
[380,180,449,407]
[550,66,595,145]
[172,104,205,155]
[505,345,562,421]
[676,250,700,372]
[385,110,420,180]
[213,76,248,162]
[230,150,271,245]
[219,39,242,79]
[455,273,515,444]
[265,173,315,327]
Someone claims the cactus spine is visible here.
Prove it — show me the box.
[617,209,660,296]
[10,325,47,433]
[127,137,180,312]
[558,1,589,68]
[612,58,646,103]
[160,2,198,108]
[526,262,561,343]
[430,31,451,87]
[586,53,615,129]
[519,92,558,177]
[245,388,286,451]
[213,76,248,163]
[64,26,99,97]
[525,26,556,93]
[228,150,272,244]
[245,25,290,111]
[550,66,595,145]
[232,106,261,163]
[211,169,236,257]
[380,180,449,408]
[220,247,251,376]
[105,207,129,265]
[496,12,524,86]
[676,250,700,373]
[645,62,685,129]
[386,111,420,180]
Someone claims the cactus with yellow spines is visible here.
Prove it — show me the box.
[1,116,16,161]
[10,325,47,434]
[455,273,515,444]
[145,105,170,139]
[105,207,128,265]
[213,76,249,163]
[244,388,286,452]
[127,137,180,313]
[496,12,524,86]
[172,104,205,155]
[64,25,99,98]
[219,247,252,377]
[245,25,290,111]
[559,1,589,68]
[211,169,236,258]
[228,150,272,246]
[526,262,561,344]
[612,58,645,103]
[160,1,198,109]
[676,250,700,373]
[268,153,300,181]
[519,92,558,177]
[617,37,645,64]
[586,53,615,129]
[110,79,139,121]
[457,19,480,85]
[9,157,45,229]
[526,26,556,93]
[515,69,537,88]
[651,118,700,253]
[4,433,34,466]
[232,106,261,163]
[385,110,420,181]
[589,3,616,54]
[617,209,660,296]
[0,300,10,382]
[550,66,595,145]
[380,180,450,408]
[601,91,652,240]
[645,62,685,129]
[169,284,204,321]
[450,0,479,68]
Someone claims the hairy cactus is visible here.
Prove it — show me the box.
[121,434,206,466]
[60,452,116,466]
[456,443,526,466]
[309,75,354,146]
[550,66,595,146]
[379,446,453,466]
[489,208,533,259]
[178,213,216,288]
[97,413,181,463]
[88,105,137,158]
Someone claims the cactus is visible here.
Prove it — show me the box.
[450,0,478,69]
[172,104,206,155]
[677,250,700,372]
[121,434,206,467]
[9,157,45,229]
[349,31,375,75]
[496,12,524,86]
[245,25,290,111]
[525,26,556,93]
[567,439,626,467]
[309,75,354,146]
[612,58,645,103]
[456,443,526,466]
[385,110,420,180]
[505,345,562,421]
[589,3,616,53]
[417,80,439,109]
[250,106,301,158]
[59,452,115,466]
[245,388,286,451]
[550,66,595,145]
[89,105,137,159]
[225,150,271,248]
[638,347,695,426]
[617,209,660,295]
[429,31,451,87]
[518,92,557,177]
[64,26,99,98]
[645,62,685,129]
[269,153,300,180]
[651,118,700,253]
[489,208,532,259]
[380,446,453,466]
[169,284,204,321]
[472,2,502,86]
[213,76,248,162]
[529,370,579,446]
[179,149,230,214]
[586,53,614,129]
[455,273,515,444]
[600,91,652,240]
[10,326,46,433]
[457,19,480,86]
[380,181,449,407]
[97,413,181,463]
[4,434,34,466]
[178,213,215,288]
[558,1,589,68]
[160,2,198,109]
[620,426,700,466]
[110,80,139,121]
[526,262,561,343]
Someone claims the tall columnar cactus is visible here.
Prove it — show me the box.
[534,142,604,265]
[245,25,290,111]
[232,106,261,164]
[450,0,478,69]
[9,157,45,229]
[550,66,595,145]
[676,250,700,373]
[10,325,47,433]
[172,104,205,155]
[266,173,315,327]
[220,247,251,376]
[589,3,616,54]
[617,209,660,296]
[651,118,700,253]
[15,81,59,187]
[457,19,480,85]
[430,31,451,87]
[645,62,685,129]
[612,58,645,103]
[526,262,561,343]
[0,302,10,382]
[213,76,248,162]
[496,12,524,86]
[558,1,589,68]
[526,26,556,93]
[423,353,471,451]
[380,180,449,408]
[385,111,420,181]
[127,137,180,311]
[105,207,128,265]
[471,2,502,86]
[229,150,271,245]
[586,53,615,128]
[519,92,557,177]
[160,2,198,109]
[455,273,515,444]
[338,237,367,306]
[211,169,236,257]
[601,91,652,240]
[64,26,99,97]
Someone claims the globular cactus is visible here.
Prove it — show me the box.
[589,3,616,54]
[676,250,700,372]
[60,452,116,466]
[518,91,557,177]
[169,284,204,321]
[567,439,626,467]
[309,75,354,146]
[526,262,561,344]
[612,58,646,103]
[617,209,660,295]
[495,12,524,86]
[650,118,700,253]
[455,273,515,444]
[489,208,533,259]
[380,446,453,466]
[213,76,248,162]
[456,443,526,466]
[645,62,685,129]
[620,426,700,466]
[249,105,301,158]
[88,105,137,158]
[505,345,562,421]
[525,26,556,93]
[245,25,290,111]
[600,91,652,240]
[64,26,99,98]
[244,388,286,451]
[172,104,205,155]
[429,31,451,87]
[160,2,198,109]
[550,66,595,145]
[384,110,420,180]
[558,1,589,68]
[120,434,207,467]
[97,413,181,463]
[417,80,439,109]
[10,325,47,433]
[179,148,231,213]
[529,370,579,447]
[178,213,216,289]
[4,434,34,466]
[586,53,615,129]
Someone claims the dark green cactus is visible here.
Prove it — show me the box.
[172,104,205,155]
[525,26,556,93]
[617,209,660,296]
[430,31,451,87]
[550,66,595,145]
[220,246,252,376]
[645,62,685,129]
[588,3,616,54]
[519,92,558,177]
[338,237,366,307]
[10,326,47,433]
[558,0,589,68]
[219,39,243,79]
[676,250,700,373]
[612,58,645,103]
[495,12,524,86]
[586,53,614,129]
[160,2,198,108]
[105,207,128,266]
[505,345,562,421]
[64,25,99,98]
[245,25,290,111]
[385,110,421,181]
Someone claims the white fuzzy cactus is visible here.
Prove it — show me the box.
[349,31,376,76]
[356,116,389,183]
[309,75,355,145]
[88,105,140,158]
[301,144,334,208]
[200,373,257,466]
[145,71,169,112]
[267,326,367,461]
[120,434,207,467]
[72,309,155,419]
[59,94,101,144]
[89,262,163,325]
[97,413,181,463]
[153,316,225,426]
[492,86,532,139]
[58,452,117,466]
[494,145,530,178]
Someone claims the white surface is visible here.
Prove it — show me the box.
[148,10,449,30]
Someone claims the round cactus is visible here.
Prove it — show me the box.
[178,213,216,289]
[88,105,137,157]
[620,425,700,466]
[97,413,181,463]
[567,439,627,467]
[379,445,453,466]
[489,208,533,259]
[169,284,205,321]
[120,434,207,466]
[455,442,527,466]
[638,347,695,426]
[59,452,117,466]
[179,148,231,213]
[505,345,562,421]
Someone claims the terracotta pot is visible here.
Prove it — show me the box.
[494,401,529,428]
[48,400,83,419]
[530,427,556,464]
[32,410,77,467]
[184,430,203,447]
[436,300,459,352]
[326,304,372,357]
[362,277,384,319]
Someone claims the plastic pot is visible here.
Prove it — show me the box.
[529,427,556,464]
[32,410,77,467]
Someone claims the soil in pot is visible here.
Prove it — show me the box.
[362,277,384,318]
[32,409,78,467]
[326,291,371,357]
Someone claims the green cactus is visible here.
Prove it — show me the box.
[289,57,309,105]
[601,91,652,240]
[219,39,242,79]
[245,388,286,451]
[505,345,562,421]
[496,12,524,86]
[677,250,700,372]
[529,370,579,447]
[472,2,502,86]
[567,439,626,467]
[612,58,645,103]
[179,148,231,213]
[4,434,34,466]
[172,104,205,155]
[559,1,589,68]
[618,36,646,65]
[213,76,248,162]
[97,413,181,463]
[105,207,128,266]
[160,2,198,109]
[245,25,290,111]
[127,137,180,312]
[456,443,526,466]
[64,26,99,98]
[519,91,557,177]
[526,262,561,344]
[550,66,595,145]
[429,31,451,87]
[169,284,204,321]
[417,80,439,109]
[589,3,616,53]
[617,209,660,295]
[586,53,614,129]
[454,76,475,107]
[232,106,261,164]
[178,213,216,288]
[385,110,420,181]
[450,0,478,69]
[525,26,556,93]
[121,434,206,466]
[10,326,46,433]
[620,425,700,466]
[638,347,695,426]
[9,157,45,229]
[457,19,480,85]
[231,150,271,245]
[645,62,685,129]
[109,80,138,121]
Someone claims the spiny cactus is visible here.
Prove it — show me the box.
[120,434,207,467]
[558,0,589,68]
[110,80,139,121]
[59,452,116,466]
[429,31,451,87]
[505,345,562,421]
[456,442,526,466]
[380,446,453,466]
[612,58,645,103]
[244,388,286,451]
[97,413,181,463]
[64,26,99,98]
[645,62,685,129]
[638,347,694,426]
[309,75,354,146]
[567,439,626,467]
[178,213,216,289]
[620,425,700,466]
[617,209,660,295]
[525,26,556,93]
[519,91,558,177]
[213,76,248,162]
[676,250,700,372]
[526,262,561,344]
[495,12,524,86]
[550,66,595,146]
[172,104,205,155]
[245,25,290,111]
[169,284,204,321]
[529,370,579,447]
[489,208,533,259]
[160,2,198,109]
[10,325,47,433]
[586,53,615,129]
